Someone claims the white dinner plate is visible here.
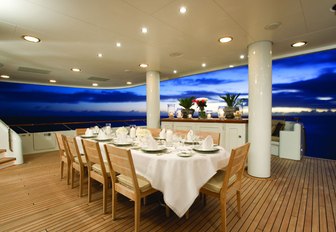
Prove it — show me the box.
[95,138,113,142]
[141,146,166,152]
[154,137,166,140]
[184,140,199,144]
[112,142,133,146]
[177,152,192,157]
[192,146,220,152]
[80,135,97,138]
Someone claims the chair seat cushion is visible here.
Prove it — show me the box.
[117,174,152,192]
[92,163,110,175]
[74,155,87,164]
[202,170,237,193]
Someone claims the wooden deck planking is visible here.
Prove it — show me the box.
[0,152,335,232]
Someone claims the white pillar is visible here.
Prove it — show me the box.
[146,71,160,128]
[247,41,272,178]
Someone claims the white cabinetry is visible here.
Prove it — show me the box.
[161,120,247,152]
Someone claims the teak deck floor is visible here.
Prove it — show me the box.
[0,152,335,232]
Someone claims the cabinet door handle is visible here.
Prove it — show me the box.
[238,135,241,138]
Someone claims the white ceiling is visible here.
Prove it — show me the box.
[0,0,335,88]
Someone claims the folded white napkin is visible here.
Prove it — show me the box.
[116,126,128,135]
[130,127,136,139]
[159,128,166,138]
[85,128,93,136]
[93,126,99,134]
[105,126,112,134]
[147,135,158,149]
[166,129,173,143]
[97,129,108,139]
[187,130,194,141]
[202,135,213,149]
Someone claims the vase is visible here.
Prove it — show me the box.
[224,106,238,119]
[198,108,207,119]
[182,109,195,118]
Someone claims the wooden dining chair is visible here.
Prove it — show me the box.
[55,133,71,185]
[82,139,110,214]
[147,127,161,137]
[196,131,220,145]
[64,135,87,197]
[104,144,158,232]
[75,128,87,136]
[200,143,250,232]
[173,129,189,138]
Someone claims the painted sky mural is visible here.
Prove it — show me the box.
[0,49,335,118]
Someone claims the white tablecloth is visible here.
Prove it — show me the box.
[76,136,230,217]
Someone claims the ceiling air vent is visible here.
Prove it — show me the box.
[88,76,110,82]
[18,66,50,74]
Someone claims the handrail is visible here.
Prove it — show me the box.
[9,119,146,127]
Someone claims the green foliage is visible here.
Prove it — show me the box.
[178,96,195,109]
[219,93,243,107]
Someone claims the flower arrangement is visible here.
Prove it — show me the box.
[136,128,151,138]
[193,98,208,119]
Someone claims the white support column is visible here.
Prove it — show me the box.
[146,71,160,128]
[247,41,272,178]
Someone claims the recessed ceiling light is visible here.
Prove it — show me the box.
[126,81,132,85]
[22,35,40,43]
[1,75,10,79]
[218,36,233,43]
[330,4,336,13]
[92,83,98,87]
[169,52,183,57]
[291,41,307,47]
[71,68,81,72]
[97,53,103,58]
[240,55,245,59]
[173,70,177,74]
[49,79,56,83]
[202,63,206,67]
[179,6,187,14]
[229,65,234,68]
[139,63,148,68]
[116,42,121,47]
[141,27,148,34]
[264,22,282,30]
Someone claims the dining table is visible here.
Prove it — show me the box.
[76,136,230,217]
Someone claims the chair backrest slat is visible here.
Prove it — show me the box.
[65,136,82,164]
[196,131,220,145]
[147,128,161,138]
[105,145,139,190]
[55,133,65,150]
[221,143,250,196]
[76,128,87,136]
[82,140,104,171]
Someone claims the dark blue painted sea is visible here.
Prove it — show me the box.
[2,114,335,160]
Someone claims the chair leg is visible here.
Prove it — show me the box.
[71,168,75,189]
[112,189,117,220]
[135,198,141,232]
[185,209,189,219]
[79,169,83,197]
[88,177,92,203]
[66,162,71,185]
[237,190,241,218]
[60,161,64,180]
[220,200,227,232]
[203,194,207,206]
[165,205,170,218]
[103,182,108,214]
